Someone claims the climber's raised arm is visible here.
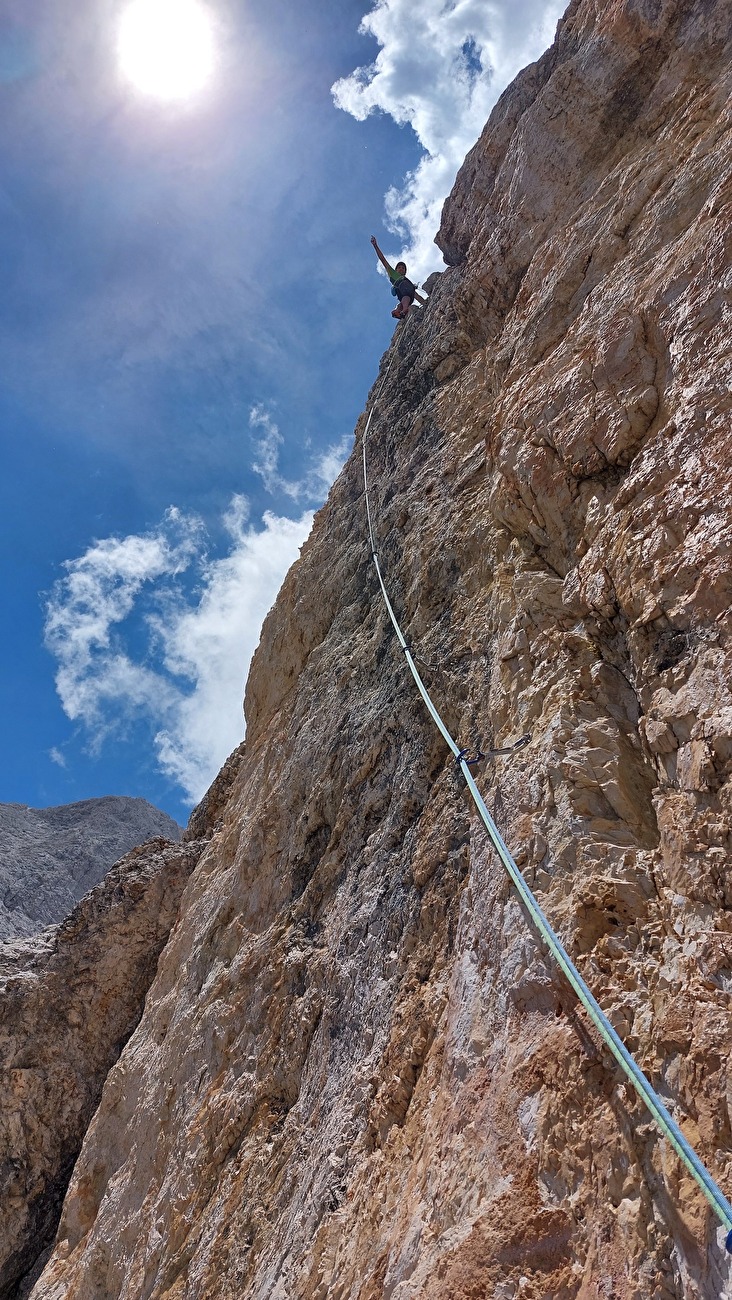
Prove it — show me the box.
[370,235,394,275]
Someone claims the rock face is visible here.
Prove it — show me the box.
[23,0,732,1297]
[0,797,182,941]
[0,838,203,1300]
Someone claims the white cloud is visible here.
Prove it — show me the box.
[49,747,67,768]
[44,499,313,804]
[152,503,313,798]
[249,404,351,503]
[333,0,565,279]
[44,508,202,734]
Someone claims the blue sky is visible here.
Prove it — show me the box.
[0,0,564,822]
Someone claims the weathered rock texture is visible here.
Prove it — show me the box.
[0,797,182,940]
[183,743,246,844]
[0,839,202,1300]
[25,0,732,1296]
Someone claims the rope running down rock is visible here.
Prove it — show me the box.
[359,327,732,1253]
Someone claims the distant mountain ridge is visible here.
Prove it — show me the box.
[0,796,182,940]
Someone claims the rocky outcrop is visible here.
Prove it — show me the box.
[0,798,182,940]
[0,838,202,1300]
[183,743,246,843]
[22,0,732,1296]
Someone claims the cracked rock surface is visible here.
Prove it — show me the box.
[23,0,732,1296]
[0,839,202,1300]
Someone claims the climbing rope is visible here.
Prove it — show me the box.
[360,334,732,1252]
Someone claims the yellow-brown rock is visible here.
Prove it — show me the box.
[27,0,732,1296]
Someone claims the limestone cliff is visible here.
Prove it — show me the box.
[24,0,732,1296]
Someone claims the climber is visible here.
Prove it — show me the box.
[370,235,426,320]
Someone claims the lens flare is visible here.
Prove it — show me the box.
[118,0,215,101]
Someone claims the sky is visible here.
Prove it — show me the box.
[0,0,565,823]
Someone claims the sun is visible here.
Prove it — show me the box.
[118,0,215,101]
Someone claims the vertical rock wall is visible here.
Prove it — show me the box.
[29,0,732,1296]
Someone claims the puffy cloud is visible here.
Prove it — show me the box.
[44,500,312,803]
[333,0,565,278]
[249,404,351,503]
[152,501,313,798]
[44,508,202,733]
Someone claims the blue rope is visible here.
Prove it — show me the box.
[360,341,732,1250]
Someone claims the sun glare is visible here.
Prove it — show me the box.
[118,0,215,101]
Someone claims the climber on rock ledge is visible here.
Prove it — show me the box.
[370,235,426,320]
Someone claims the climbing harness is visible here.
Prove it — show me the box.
[360,335,732,1252]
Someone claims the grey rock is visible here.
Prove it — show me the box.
[0,797,182,940]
